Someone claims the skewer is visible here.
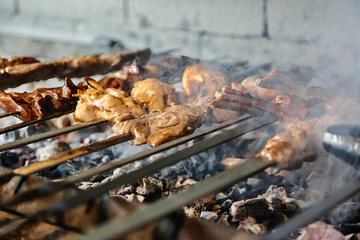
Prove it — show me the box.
[32,114,277,218]
[0,114,277,237]
[80,158,274,240]
[0,133,132,185]
[0,109,75,135]
[0,111,19,119]
[2,114,253,207]
[0,119,108,153]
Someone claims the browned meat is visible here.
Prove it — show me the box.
[74,78,146,122]
[236,77,279,100]
[182,63,226,99]
[0,78,83,122]
[112,105,205,146]
[210,86,308,121]
[98,60,157,93]
[0,56,39,69]
[131,78,178,111]
[254,124,317,168]
[0,49,151,90]
[273,94,307,120]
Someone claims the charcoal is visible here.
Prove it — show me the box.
[200,211,218,221]
[228,187,246,201]
[331,202,360,224]
[38,141,71,161]
[0,151,20,168]
[216,192,228,204]
[221,199,233,210]
[237,217,267,235]
[136,178,155,195]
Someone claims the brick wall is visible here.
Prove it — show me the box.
[1,0,359,84]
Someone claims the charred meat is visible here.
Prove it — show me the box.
[112,105,205,147]
[74,78,146,122]
[131,78,178,111]
[254,124,317,168]
[0,78,83,122]
[0,49,151,90]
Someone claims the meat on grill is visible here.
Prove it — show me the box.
[131,78,178,111]
[235,76,279,100]
[182,63,226,99]
[0,48,151,90]
[0,56,39,69]
[0,77,83,122]
[74,78,146,122]
[112,105,205,146]
[210,86,307,121]
[98,60,156,93]
[254,124,317,168]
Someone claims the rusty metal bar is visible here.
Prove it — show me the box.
[2,114,253,207]
[0,119,107,153]
[80,158,275,240]
[0,109,75,135]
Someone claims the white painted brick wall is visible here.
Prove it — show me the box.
[128,0,264,36]
[18,0,125,23]
[0,0,14,14]
[268,0,360,43]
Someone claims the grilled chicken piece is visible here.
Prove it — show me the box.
[131,78,178,111]
[254,124,317,168]
[0,78,82,122]
[0,56,39,69]
[98,60,157,93]
[74,78,146,122]
[273,94,307,120]
[235,77,279,100]
[112,105,205,146]
[182,63,226,99]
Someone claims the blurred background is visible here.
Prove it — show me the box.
[1,0,359,90]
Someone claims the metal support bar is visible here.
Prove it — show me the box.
[80,158,275,240]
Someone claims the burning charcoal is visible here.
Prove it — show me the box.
[297,221,345,240]
[127,193,145,203]
[238,217,267,235]
[200,211,218,222]
[217,213,230,226]
[331,202,360,224]
[228,187,246,201]
[136,178,155,195]
[216,192,228,204]
[230,199,272,222]
[38,141,71,161]
[221,199,233,210]
[0,151,21,168]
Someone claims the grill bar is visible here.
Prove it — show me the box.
[2,114,253,207]
[0,109,75,135]
[0,133,132,185]
[34,114,277,219]
[262,178,360,240]
[80,158,275,240]
[0,119,107,153]
[0,111,19,119]
[0,114,277,238]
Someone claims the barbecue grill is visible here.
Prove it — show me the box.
[0,45,359,240]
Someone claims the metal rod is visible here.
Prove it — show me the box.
[0,119,107,153]
[34,114,277,219]
[2,114,253,207]
[80,158,275,240]
[262,178,360,240]
[0,109,74,135]
[0,111,19,119]
[0,133,132,185]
